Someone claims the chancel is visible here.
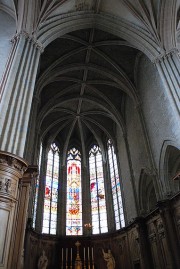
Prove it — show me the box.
[0,0,180,269]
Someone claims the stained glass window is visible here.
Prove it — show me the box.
[89,145,108,234]
[32,143,42,228]
[42,143,59,234]
[108,139,125,229]
[66,148,82,235]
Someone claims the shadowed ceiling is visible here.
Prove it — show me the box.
[36,28,138,157]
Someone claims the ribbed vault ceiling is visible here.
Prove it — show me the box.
[36,28,138,158]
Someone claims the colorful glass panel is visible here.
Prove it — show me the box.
[89,145,108,234]
[42,143,59,234]
[66,148,82,235]
[108,140,125,229]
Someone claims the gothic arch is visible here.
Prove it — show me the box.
[159,140,180,196]
[37,12,161,61]
[138,168,157,214]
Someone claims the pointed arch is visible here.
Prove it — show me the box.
[159,140,180,196]
[138,168,157,214]
[37,12,161,61]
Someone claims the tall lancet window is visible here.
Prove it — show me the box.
[66,148,82,235]
[89,145,108,234]
[107,139,125,229]
[42,143,59,234]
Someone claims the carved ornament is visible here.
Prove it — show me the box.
[0,151,28,177]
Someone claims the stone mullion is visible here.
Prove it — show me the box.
[0,33,43,158]
[57,154,65,236]
[58,164,67,236]
[155,51,180,116]
[115,144,127,225]
[103,146,115,233]
[82,164,91,236]
[35,147,47,233]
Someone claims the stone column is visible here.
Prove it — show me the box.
[0,32,43,158]
[155,49,180,116]
[8,165,38,269]
[0,151,28,269]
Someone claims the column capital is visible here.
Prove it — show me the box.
[11,31,44,53]
[153,48,179,64]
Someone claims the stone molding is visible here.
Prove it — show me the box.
[11,31,44,53]
[153,48,180,64]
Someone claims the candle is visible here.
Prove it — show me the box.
[71,248,72,261]
[84,247,85,260]
[92,247,94,260]
[66,248,68,262]
[88,247,89,260]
